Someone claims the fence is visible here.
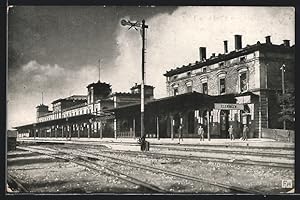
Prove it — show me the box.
[261,128,294,142]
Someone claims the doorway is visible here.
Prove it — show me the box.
[220,110,229,138]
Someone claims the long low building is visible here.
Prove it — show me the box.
[14,35,294,140]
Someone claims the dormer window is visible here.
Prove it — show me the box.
[202,67,207,73]
[172,75,178,80]
[187,72,191,76]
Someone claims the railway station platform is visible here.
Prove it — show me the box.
[17,137,294,149]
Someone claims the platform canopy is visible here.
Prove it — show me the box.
[108,91,237,117]
[14,113,97,130]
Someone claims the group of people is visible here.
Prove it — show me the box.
[228,124,249,141]
[178,123,250,142]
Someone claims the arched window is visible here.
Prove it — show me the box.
[171,84,179,96]
[200,75,208,95]
[237,67,248,93]
[185,81,193,93]
[217,71,227,95]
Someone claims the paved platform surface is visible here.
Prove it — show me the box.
[17,137,294,149]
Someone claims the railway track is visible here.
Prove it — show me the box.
[22,145,264,194]
[23,140,293,169]
[21,139,294,162]
[7,173,29,192]
[17,146,167,193]
[66,145,293,169]
[151,145,294,159]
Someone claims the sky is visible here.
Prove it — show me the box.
[7,6,295,129]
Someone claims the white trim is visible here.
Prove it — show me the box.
[217,70,227,78]
[171,83,179,88]
[185,81,192,87]
[199,75,208,83]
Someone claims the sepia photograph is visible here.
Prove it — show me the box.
[6,5,295,194]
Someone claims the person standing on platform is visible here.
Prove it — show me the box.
[242,125,249,141]
[178,124,183,143]
[228,125,234,140]
[198,125,204,141]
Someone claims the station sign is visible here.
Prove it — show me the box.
[214,103,244,110]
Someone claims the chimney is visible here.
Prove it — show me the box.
[199,47,206,61]
[211,53,215,57]
[283,40,290,47]
[223,40,228,53]
[234,35,242,50]
[265,36,271,44]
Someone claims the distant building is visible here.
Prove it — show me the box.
[16,81,154,139]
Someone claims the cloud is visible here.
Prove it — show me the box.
[8,60,101,128]
[110,6,295,98]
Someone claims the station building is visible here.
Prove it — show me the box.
[15,35,294,140]
[163,35,294,138]
[17,81,155,139]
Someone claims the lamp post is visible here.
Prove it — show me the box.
[280,64,286,130]
[121,19,148,142]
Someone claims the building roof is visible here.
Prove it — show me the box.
[52,95,87,104]
[164,42,295,77]
[65,95,87,101]
[36,104,48,108]
[62,102,87,111]
[86,81,111,88]
[107,91,237,114]
[130,84,154,90]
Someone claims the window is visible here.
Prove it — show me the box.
[186,81,193,93]
[187,85,192,93]
[174,88,178,96]
[219,62,224,68]
[240,72,248,92]
[220,78,226,94]
[202,67,207,73]
[202,82,208,94]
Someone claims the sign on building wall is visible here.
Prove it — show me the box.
[214,103,244,110]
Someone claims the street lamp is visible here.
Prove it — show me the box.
[120,19,148,144]
[280,64,286,130]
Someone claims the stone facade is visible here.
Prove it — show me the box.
[164,36,294,138]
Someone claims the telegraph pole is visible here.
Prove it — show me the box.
[120,19,148,142]
[141,19,148,141]
[280,64,286,130]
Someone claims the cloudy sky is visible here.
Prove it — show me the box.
[7,6,295,129]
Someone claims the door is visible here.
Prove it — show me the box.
[220,110,229,138]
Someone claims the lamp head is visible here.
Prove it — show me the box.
[121,19,129,26]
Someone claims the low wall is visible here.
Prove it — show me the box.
[261,128,294,142]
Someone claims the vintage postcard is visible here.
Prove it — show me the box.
[7,5,295,194]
